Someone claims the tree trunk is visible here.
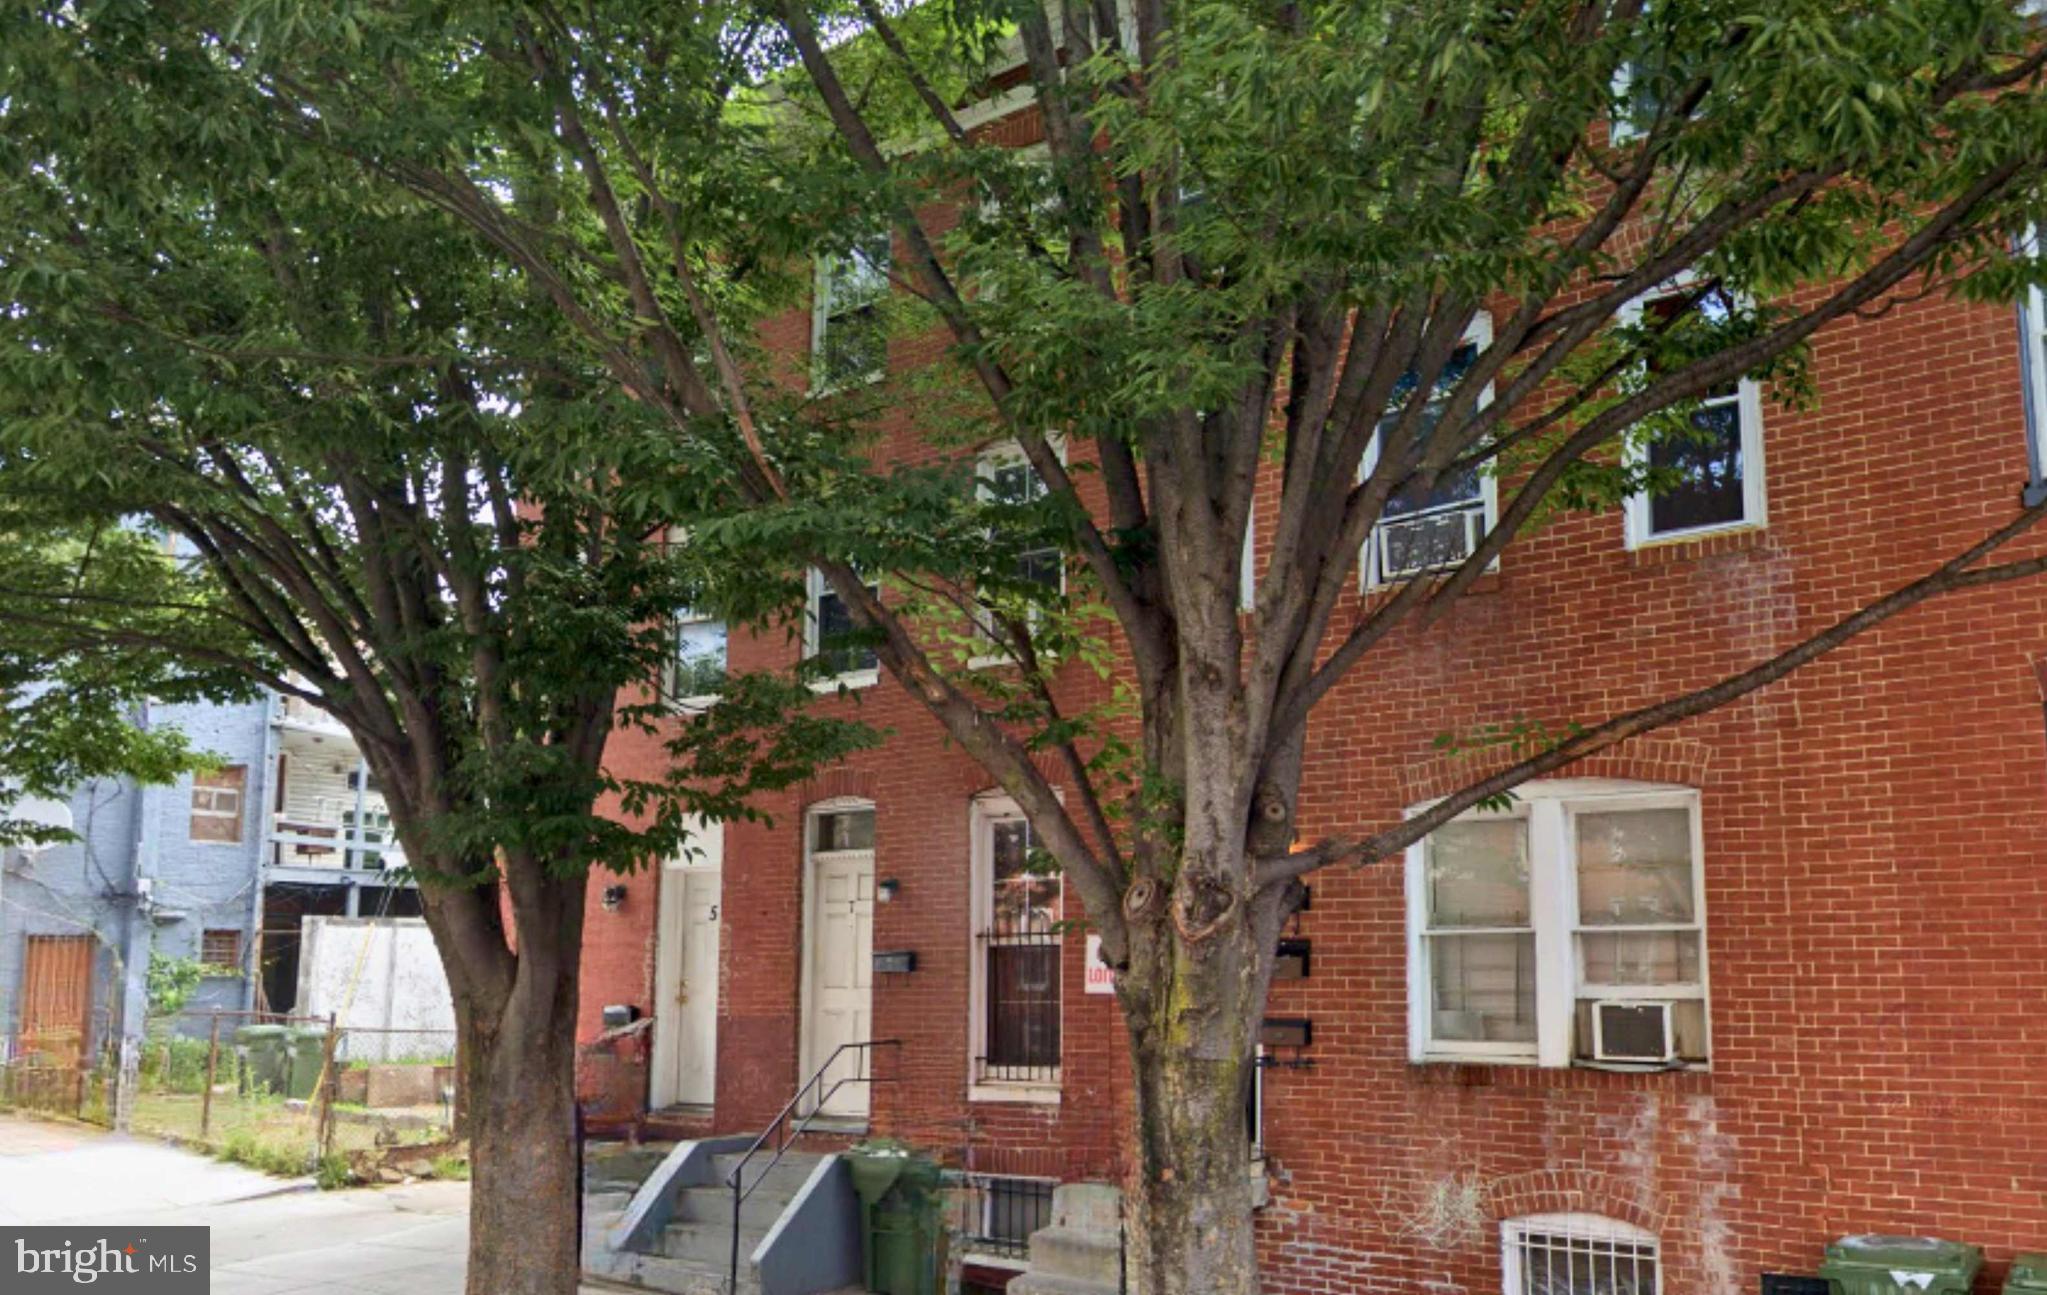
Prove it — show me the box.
[1121,906,1271,1295]
[459,972,583,1295]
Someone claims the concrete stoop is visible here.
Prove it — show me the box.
[583,1140,861,1295]
[1008,1183,1124,1295]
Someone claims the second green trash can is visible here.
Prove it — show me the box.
[2005,1254,2047,1295]
[844,1143,946,1295]
[283,1027,331,1100]
[1820,1236,1982,1295]
[234,1025,289,1095]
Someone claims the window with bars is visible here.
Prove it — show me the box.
[190,765,247,844]
[972,802,1062,1089]
[1501,1214,1660,1295]
[199,929,242,972]
[955,1175,1056,1261]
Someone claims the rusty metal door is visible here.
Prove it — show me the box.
[20,935,94,1068]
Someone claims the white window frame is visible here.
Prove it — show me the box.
[1359,313,1499,589]
[1404,779,1709,1069]
[811,229,892,393]
[969,439,1068,669]
[805,566,881,691]
[662,527,726,711]
[968,793,1063,1104]
[667,604,728,712]
[1501,1213,1661,1295]
[1619,282,1768,548]
[2018,226,2047,506]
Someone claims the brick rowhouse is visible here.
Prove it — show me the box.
[575,83,2047,1295]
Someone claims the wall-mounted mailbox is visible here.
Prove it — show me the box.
[1759,1278,1830,1295]
[1273,938,1311,980]
[1260,1017,1312,1050]
[600,1003,642,1030]
[873,950,918,974]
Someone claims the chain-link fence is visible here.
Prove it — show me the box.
[125,1010,461,1181]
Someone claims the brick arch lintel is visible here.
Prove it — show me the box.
[1482,1168,1669,1238]
[797,766,881,810]
[1397,735,1713,808]
[959,751,1068,798]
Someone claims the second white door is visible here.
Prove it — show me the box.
[802,837,874,1119]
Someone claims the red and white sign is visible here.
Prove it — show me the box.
[1084,934,1117,995]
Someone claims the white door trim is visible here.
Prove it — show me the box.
[800,799,875,1119]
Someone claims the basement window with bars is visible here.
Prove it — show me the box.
[1406,781,1709,1069]
[1501,1214,1660,1295]
[199,929,242,973]
[971,797,1062,1095]
[1360,315,1497,587]
[955,1174,1056,1262]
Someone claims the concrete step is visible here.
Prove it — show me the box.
[586,1143,681,1192]
[655,1217,774,1267]
[672,1183,795,1228]
[585,1246,746,1295]
[708,1151,820,1199]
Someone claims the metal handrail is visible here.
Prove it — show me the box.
[725,1039,899,1294]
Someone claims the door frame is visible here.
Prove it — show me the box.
[798,797,875,1117]
[650,821,723,1111]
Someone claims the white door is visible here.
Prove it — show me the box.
[651,824,722,1109]
[802,843,874,1118]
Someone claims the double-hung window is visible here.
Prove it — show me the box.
[805,567,880,686]
[2018,226,2047,506]
[669,606,728,706]
[1407,782,1709,1068]
[1502,1214,1661,1295]
[970,797,1062,1096]
[972,443,1065,660]
[1362,315,1496,586]
[1621,284,1766,546]
[813,228,891,390]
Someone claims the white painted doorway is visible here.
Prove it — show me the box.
[800,803,875,1119]
[651,822,722,1110]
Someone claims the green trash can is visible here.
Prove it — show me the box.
[1821,1236,1983,1295]
[844,1142,946,1295]
[2006,1254,2047,1295]
[282,1027,330,1101]
[234,1025,290,1094]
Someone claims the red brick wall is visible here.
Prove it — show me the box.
[580,103,2047,1293]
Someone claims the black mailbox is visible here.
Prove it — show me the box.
[1260,1017,1311,1050]
[600,1003,641,1029]
[873,950,917,974]
[1273,938,1311,980]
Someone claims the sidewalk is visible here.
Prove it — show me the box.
[0,1112,564,1295]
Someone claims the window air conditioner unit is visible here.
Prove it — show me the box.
[1591,1000,1675,1064]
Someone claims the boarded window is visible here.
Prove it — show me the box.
[190,766,247,843]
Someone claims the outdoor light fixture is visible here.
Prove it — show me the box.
[876,878,901,903]
[601,884,628,911]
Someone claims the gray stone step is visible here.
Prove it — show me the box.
[655,1217,774,1267]
[672,1183,795,1228]
[708,1151,820,1199]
